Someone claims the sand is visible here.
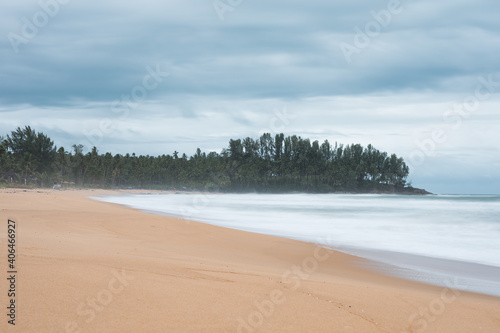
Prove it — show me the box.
[0,188,499,333]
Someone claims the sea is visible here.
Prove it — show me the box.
[93,193,500,297]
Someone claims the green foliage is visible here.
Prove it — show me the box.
[0,128,411,192]
[4,126,56,174]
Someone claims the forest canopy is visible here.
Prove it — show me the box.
[0,126,416,193]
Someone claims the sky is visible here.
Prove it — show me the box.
[1,0,499,194]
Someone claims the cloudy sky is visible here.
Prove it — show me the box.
[1,0,499,194]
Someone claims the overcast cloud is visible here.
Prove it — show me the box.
[1,0,499,194]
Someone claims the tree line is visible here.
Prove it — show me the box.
[0,126,413,193]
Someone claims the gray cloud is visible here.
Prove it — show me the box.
[1,0,499,193]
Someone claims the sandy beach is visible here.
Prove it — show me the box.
[0,189,499,333]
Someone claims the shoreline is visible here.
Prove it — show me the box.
[97,192,500,298]
[336,246,500,298]
[94,190,500,298]
[1,188,498,332]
